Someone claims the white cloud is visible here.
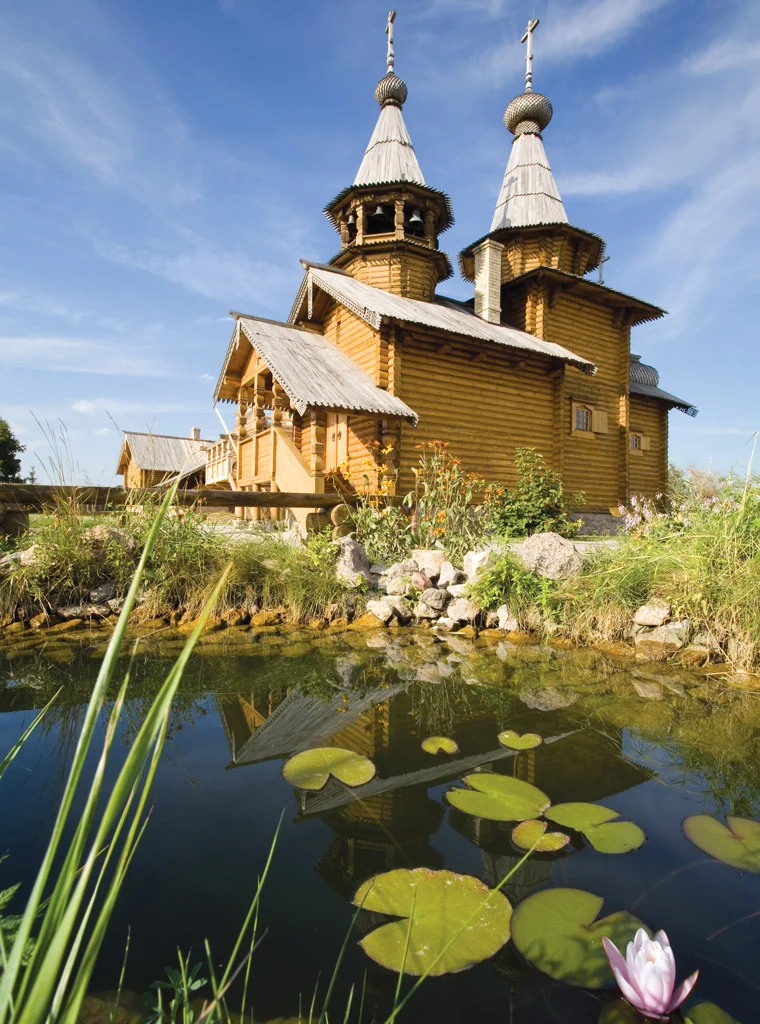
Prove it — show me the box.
[92,238,291,305]
[684,38,760,76]
[72,399,96,413]
[0,336,169,376]
[467,0,672,84]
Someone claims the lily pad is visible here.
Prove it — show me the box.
[446,773,550,823]
[545,803,619,830]
[353,867,512,976]
[685,1004,741,1024]
[585,821,646,855]
[282,747,376,791]
[421,736,459,755]
[546,803,646,855]
[511,887,646,988]
[497,730,542,750]
[682,814,760,873]
[512,818,569,853]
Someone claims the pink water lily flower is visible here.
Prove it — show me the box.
[602,929,699,1020]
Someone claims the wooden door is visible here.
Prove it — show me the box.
[325,413,348,472]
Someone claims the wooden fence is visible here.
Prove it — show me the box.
[0,483,365,514]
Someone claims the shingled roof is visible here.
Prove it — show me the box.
[630,356,697,416]
[214,315,418,423]
[290,263,596,374]
[116,432,214,478]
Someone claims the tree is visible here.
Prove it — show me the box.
[0,418,25,482]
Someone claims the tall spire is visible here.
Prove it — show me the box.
[354,10,425,187]
[490,19,567,231]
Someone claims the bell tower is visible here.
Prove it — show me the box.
[324,11,453,301]
[459,18,604,324]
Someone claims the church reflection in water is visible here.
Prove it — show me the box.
[215,662,652,906]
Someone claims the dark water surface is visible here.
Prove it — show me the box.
[1,628,759,1023]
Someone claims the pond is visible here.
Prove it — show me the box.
[0,629,758,1023]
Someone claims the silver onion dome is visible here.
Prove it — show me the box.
[503,91,553,135]
[375,72,408,108]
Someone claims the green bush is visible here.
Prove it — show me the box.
[483,448,582,539]
[468,550,558,621]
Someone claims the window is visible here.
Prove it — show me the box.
[575,406,592,432]
[571,400,609,437]
[630,431,650,454]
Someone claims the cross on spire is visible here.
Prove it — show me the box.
[386,9,397,74]
[521,17,540,93]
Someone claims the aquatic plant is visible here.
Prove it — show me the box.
[602,928,699,1020]
[447,776,646,855]
[682,814,760,873]
[282,747,376,790]
[511,819,569,852]
[511,888,646,988]
[496,729,542,750]
[352,867,512,977]
[420,736,459,755]
[0,482,235,1022]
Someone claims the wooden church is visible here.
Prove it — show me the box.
[210,14,696,529]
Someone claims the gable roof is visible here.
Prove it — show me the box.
[117,432,213,477]
[214,315,418,424]
[290,263,596,375]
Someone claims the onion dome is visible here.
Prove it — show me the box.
[630,355,660,388]
[375,72,408,108]
[504,91,553,136]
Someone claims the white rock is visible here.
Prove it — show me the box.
[432,617,457,632]
[438,561,466,588]
[384,595,414,622]
[496,604,519,632]
[633,600,671,627]
[366,599,395,624]
[447,597,480,623]
[517,532,582,579]
[335,537,371,588]
[415,588,450,618]
[447,583,469,598]
[382,559,419,579]
[463,548,498,582]
[411,549,446,579]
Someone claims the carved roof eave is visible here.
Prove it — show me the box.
[324,181,454,234]
[503,266,666,326]
[328,239,454,284]
[214,310,418,423]
[458,224,606,280]
[288,263,596,376]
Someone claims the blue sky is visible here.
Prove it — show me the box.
[1,0,758,483]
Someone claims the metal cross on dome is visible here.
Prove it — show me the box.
[521,17,540,93]
[386,9,397,74]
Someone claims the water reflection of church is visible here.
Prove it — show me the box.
[216,672,651,900]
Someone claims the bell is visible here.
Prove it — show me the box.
[372,204,385,218]
[409,208,423,225]
[347,211,356,226]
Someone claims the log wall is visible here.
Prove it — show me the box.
[629,395,669,498]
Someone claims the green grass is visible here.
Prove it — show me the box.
[1,497,350,626]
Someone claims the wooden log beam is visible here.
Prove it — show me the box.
[0,483,400,513]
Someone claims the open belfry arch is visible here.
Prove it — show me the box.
[205,13,696,530]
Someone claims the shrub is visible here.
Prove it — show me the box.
[483,447,582,539]
[468,550,558,622]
